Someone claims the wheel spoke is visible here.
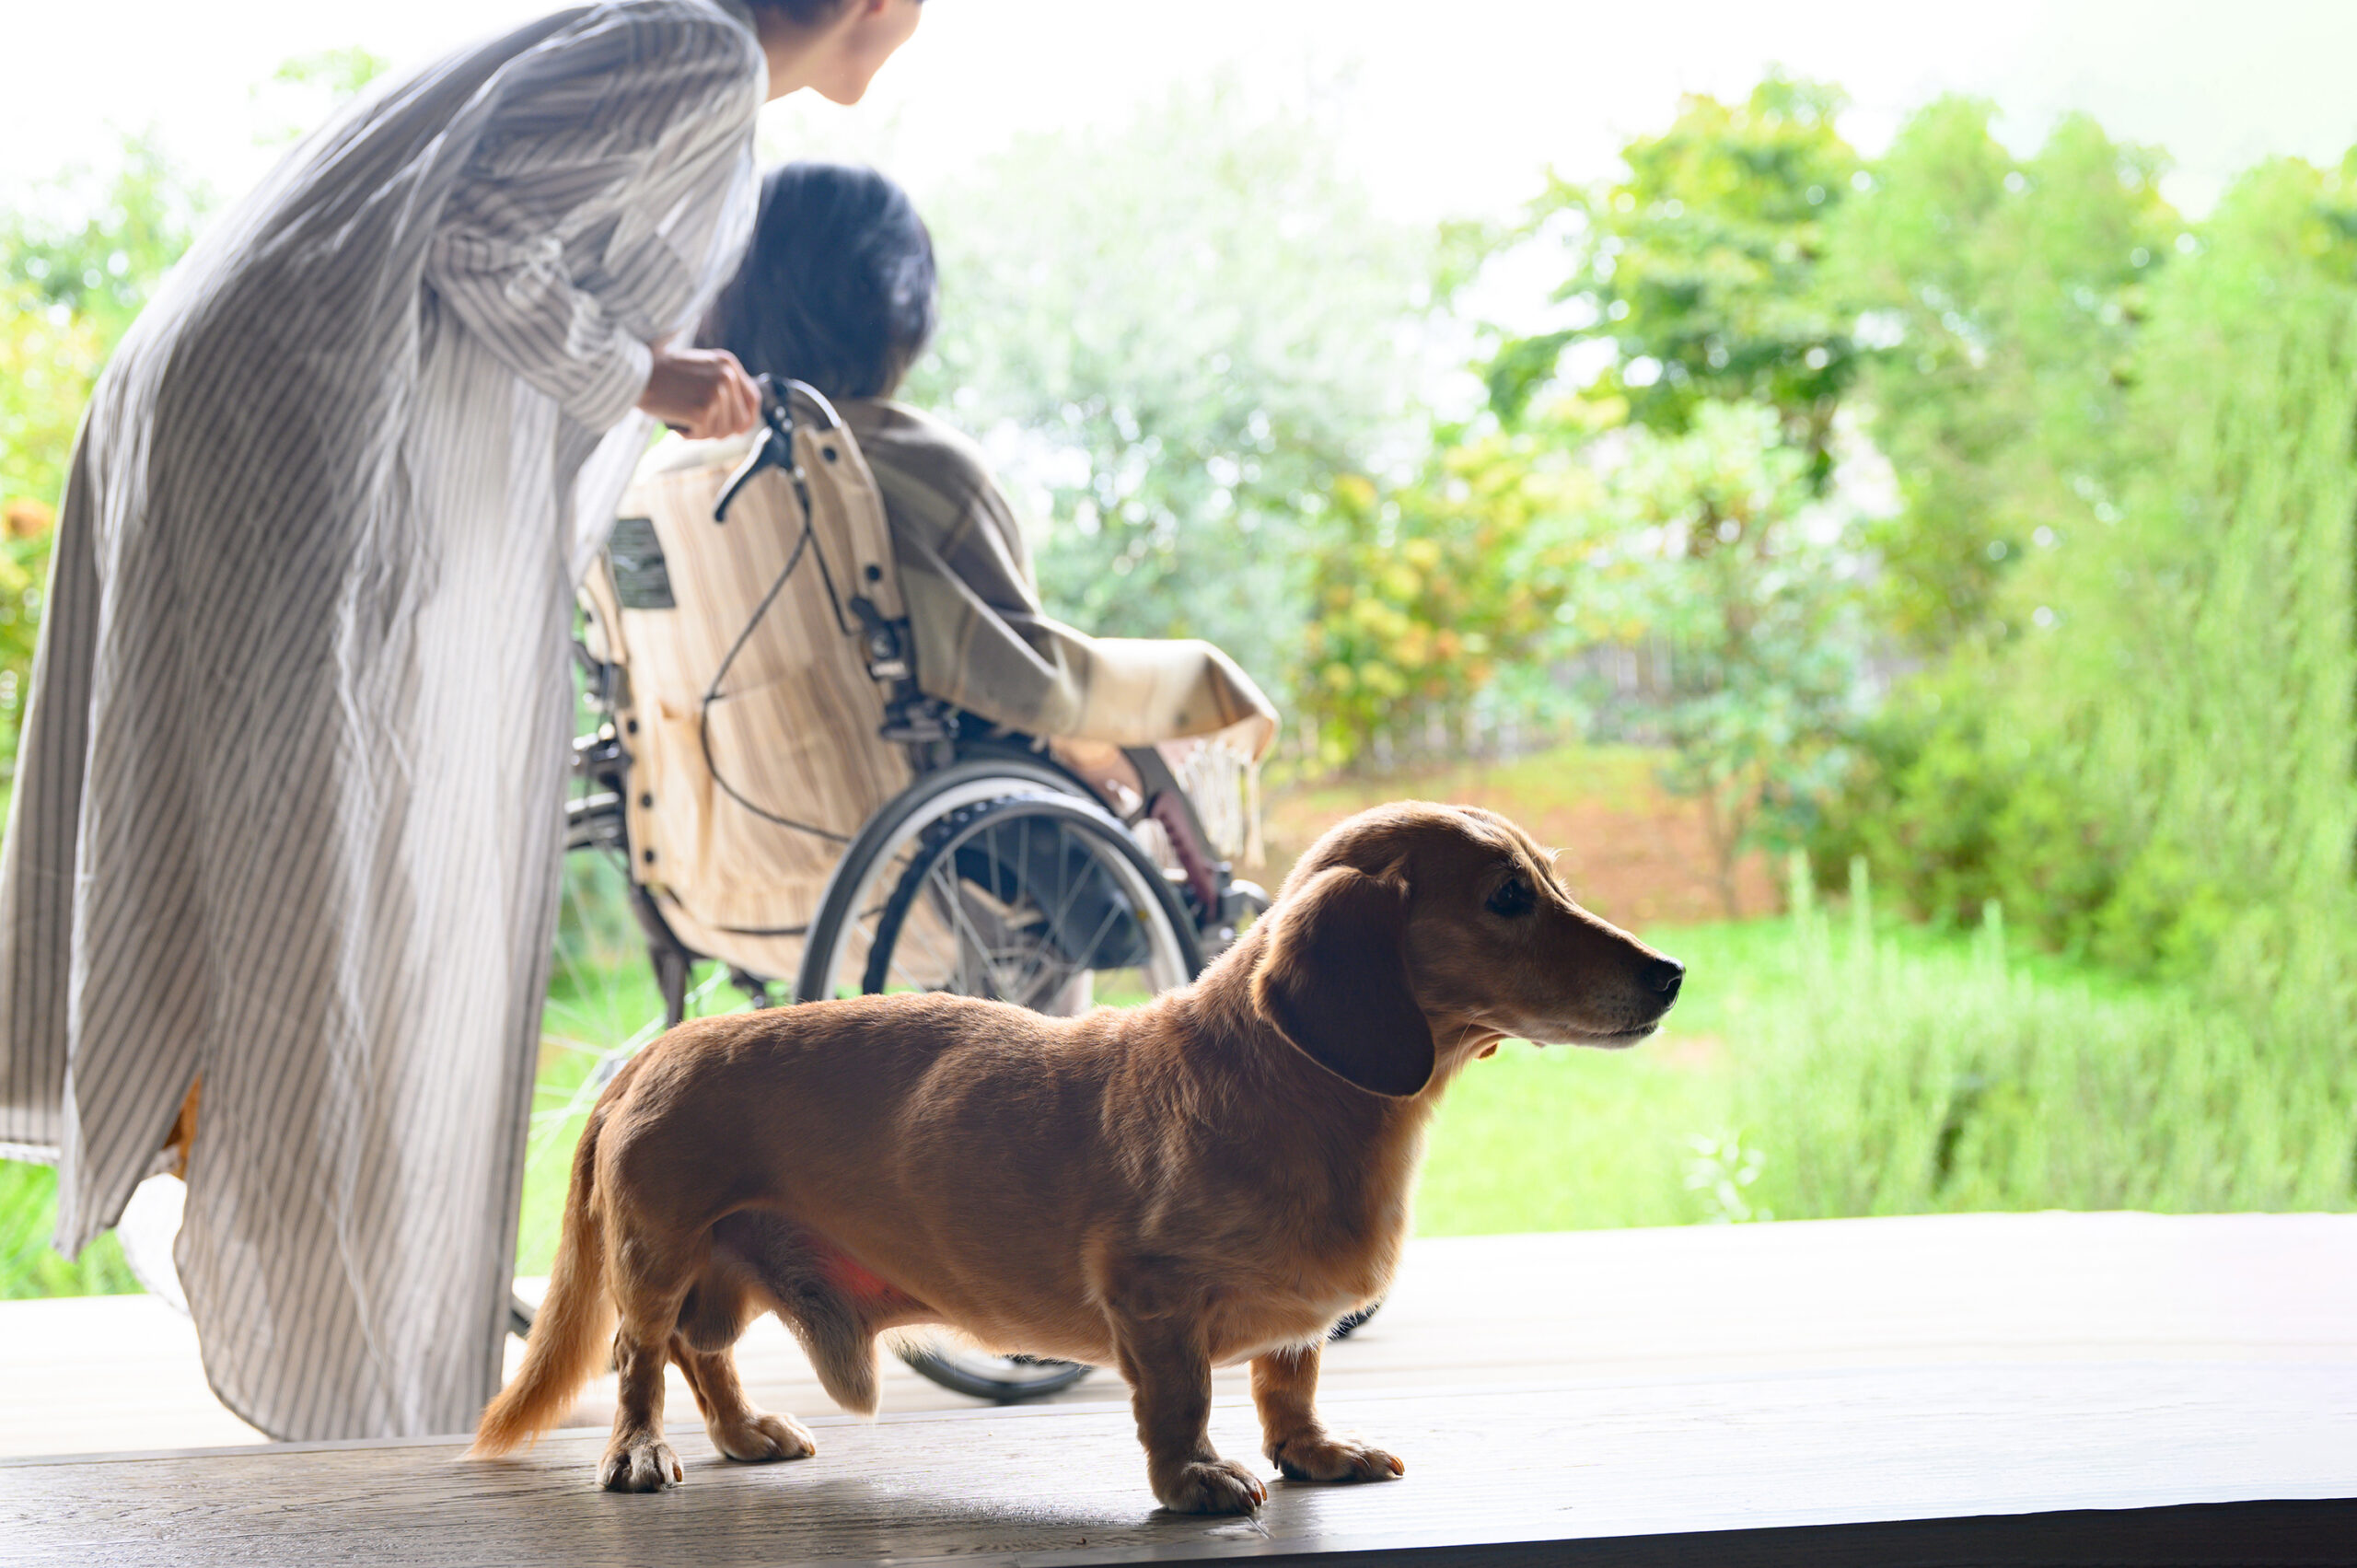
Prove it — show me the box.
[883,882,958,993]
[1013,821,1097,1004]
[935,857,1008,998]
[789,782,1203,1404]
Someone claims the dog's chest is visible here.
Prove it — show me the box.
[1205,1248,1395,1365]
[1236,1209,1405,1330]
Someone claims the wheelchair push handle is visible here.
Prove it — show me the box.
[713,374,795,525]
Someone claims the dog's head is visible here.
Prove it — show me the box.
[1248,801,1684,1098]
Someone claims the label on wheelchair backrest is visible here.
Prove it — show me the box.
[607,517,676,610]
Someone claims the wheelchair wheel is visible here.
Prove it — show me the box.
[797,765,1203,1402]
[796,758,1201,1004]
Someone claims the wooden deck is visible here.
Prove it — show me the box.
[4,1213,2352,1564]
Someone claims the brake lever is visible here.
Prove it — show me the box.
[713,374,794,525]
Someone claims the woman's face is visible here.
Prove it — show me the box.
[807,0,924,106]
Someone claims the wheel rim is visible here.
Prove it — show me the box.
[806,781,1201,1399]
[864,794,1194,1007]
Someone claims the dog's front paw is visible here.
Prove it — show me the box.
[1269,1433,1405,1484]
[1155,1458,1269,1515]
[713,1411,817,1464]
[598,1434,682,1492]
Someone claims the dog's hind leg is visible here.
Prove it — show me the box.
[669,1258,818,1463]
[716,1212,884,1417]
[598,1222,708,1492]
[672,1337,819,1462]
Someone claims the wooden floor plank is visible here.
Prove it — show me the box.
[6,1214,2353,1563]
[6,1362,2352,1565]
[10,1213,2350,1458]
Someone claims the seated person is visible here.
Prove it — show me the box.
[600,163,1271,973]
[692,160,1273,753]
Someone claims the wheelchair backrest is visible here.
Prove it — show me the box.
[580,386,912,974]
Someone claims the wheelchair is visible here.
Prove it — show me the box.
[519,377,1272,1402]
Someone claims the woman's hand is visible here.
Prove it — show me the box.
[637,345,761,439]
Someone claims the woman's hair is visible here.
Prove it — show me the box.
[701,162,938,402]
[745,0,854,25]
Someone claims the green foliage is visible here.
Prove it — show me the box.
[901,81,1429,703]
[250,47,392,148]
[0,285,100,513]
[0,133,208,346]
[1805,661,2128,952]
[1,136,206,785]
[0,1160,138,1299]
[1417,886,2351,1237]
[0,285,87,776]
[1600,403,1869,914]
[1489,75,1862,483]
[0,527,54,782]
[1729,862,2353,1217]
[1829,148,2357,991]
[2049,153,2357,986]
[1830,99,2177,650]
[1294,413,1604,768]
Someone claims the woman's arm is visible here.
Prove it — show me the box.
[424,3,764,432]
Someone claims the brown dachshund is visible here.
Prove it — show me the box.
[470,801,1683,1513]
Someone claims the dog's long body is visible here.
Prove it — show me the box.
[471,803,1682,1513]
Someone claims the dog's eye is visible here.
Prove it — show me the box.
[1487,875,1536,917]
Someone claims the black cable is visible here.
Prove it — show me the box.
[695,500,853,845]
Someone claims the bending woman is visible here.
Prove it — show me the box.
[0,0,921,1441]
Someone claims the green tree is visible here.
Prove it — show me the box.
[1826,147,2357,993]
[2039,152,2357,981]
[0,136,208,786]
[250,46,392,147]
[1600,402,1870,915]
[1486,75,1862,485]
[0,286,99,776]
[1295,411,1605,769]
[0,285,102,517]
[1,133,208,347]
[901,82,1429,703]
[1829,100,2177,649]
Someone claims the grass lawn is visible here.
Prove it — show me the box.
[1407,903,2325,1236]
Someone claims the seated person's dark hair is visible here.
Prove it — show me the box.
[701,161,939,403]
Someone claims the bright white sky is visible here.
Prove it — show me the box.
[7,0,2355,225]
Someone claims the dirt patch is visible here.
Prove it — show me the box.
[1256,747,1781,929]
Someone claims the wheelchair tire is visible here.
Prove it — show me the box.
[795,766,1202,1403]
[892,1347,1096,1403]
[796,759,1201,1003]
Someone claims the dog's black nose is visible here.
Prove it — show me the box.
[1643,957,1685,999]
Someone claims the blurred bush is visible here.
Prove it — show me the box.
[1,138,204,791]
[1818,150,2357,1001]
[1733,858,2353,1216]
[901,80,1432,709]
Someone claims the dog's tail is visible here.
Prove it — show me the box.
[468,1103,614,1458]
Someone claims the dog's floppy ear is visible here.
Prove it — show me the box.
[1251,865,1434,1098]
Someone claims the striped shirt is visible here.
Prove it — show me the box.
[0,0,761,1440]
